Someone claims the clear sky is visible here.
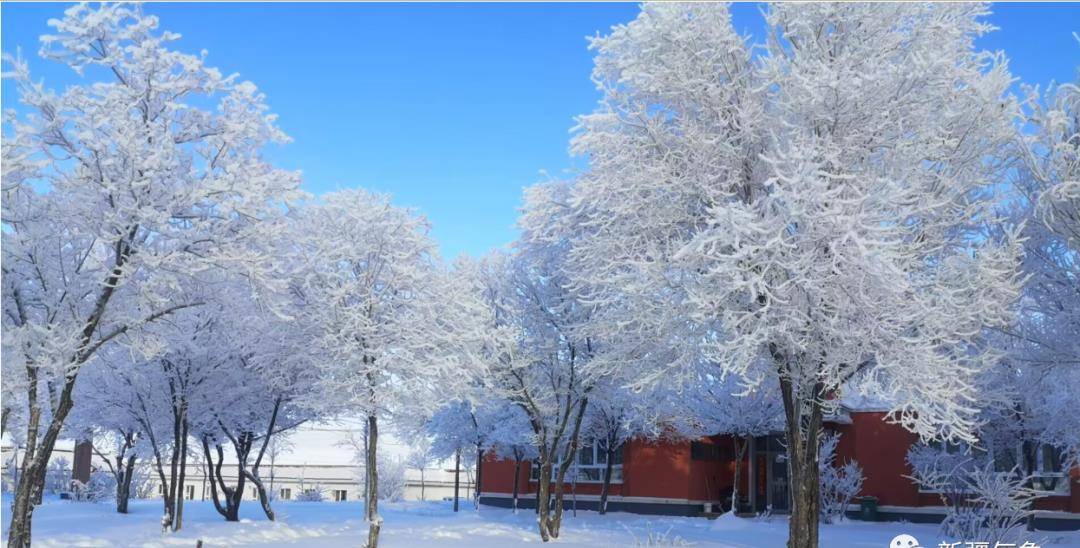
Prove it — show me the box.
[2,3,1077,258]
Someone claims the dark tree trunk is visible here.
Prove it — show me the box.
[731,436,747,514]
[548,395,589,539]
[536,460,553,542]
[245,396,283,521]
[365,414,381,548]
[116,453,137,514]
[175,418,188,531]
[7,362,47,548]
[202,435,246,522]
[511,454,522,513]
[453,449,461,512]
[475,445,483,509]
[148,429,174,531]
[246,471,275,521]
[778,373,825,548]
[599,448,615,515]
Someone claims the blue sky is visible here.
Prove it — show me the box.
[2,3,1077,258]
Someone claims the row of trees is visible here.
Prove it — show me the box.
[0,6,468,548]
[3,4,1077,548]
[412,3,1079,548]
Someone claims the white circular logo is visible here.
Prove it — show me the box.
[890,534,921,548]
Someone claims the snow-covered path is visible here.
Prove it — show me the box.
[5,498,1080,547]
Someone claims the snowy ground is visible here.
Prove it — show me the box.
[3,497,1079,547]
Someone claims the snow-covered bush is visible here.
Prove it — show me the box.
[43,458,72,496]
[378,456,407,503]
[819,432,864,523]
[907,444,1038,543]
[625,523,692,547]
[71,470,115,503]
[295,484,326,502]
[129,464,157,500]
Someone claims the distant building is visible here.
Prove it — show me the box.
[479,407,1080,530]
[2,421,474,504]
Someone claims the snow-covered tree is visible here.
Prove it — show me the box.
[377,453,407,503]
[567,5,1023,547]
[69,358,149,514]
[678,366,785,514]
[291,189,468,548]
[1011,78,1080,463]
[483,402,536,513]
[405,435,434,501]
[1,4,300,544]
[817,432,863,524]
[463,185,602,541]
[193,270,320,524]
[425,400,492,511]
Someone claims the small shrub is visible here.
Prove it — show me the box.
[906,444,1038,544]
[819,432,864,523]
[295,484,326,502]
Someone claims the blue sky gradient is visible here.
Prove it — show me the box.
[3,3,1077,258]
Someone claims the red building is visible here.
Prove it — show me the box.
[479,407,1080,530]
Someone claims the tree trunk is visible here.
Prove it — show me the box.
[599,448,615,515]
[511,456,522,514]
[731,436,746,514]
[7,363,47,548]
[475,445,483,510]
[116,454,137,514]
[175,418,188,532]
[536,460,553,542]
[778,374,825,548]
[534,475,541,515]
[548,395,588,539]
[246,470,275,521]
[246,397,283,521]
[365,415,381,548]
[150,436,174,531]
[419,469,425,501]
[453,448,461,512]
[550,461,569,538]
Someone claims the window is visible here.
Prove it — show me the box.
[530,443,623,484]
[995,443,1067,494]
[279,488,292,500]
[185,485,195,500]
[917,442,1068,495]
[158,484,165,496]
[691,441,723,462]
[333,489,348,502]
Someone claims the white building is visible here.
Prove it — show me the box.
[1,420,475,504]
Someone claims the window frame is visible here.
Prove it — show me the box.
[529,442,624,485]
[914,441,1069,496]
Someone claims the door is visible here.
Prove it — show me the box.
[765,435,790,513]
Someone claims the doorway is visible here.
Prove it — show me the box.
[748,434,790,514]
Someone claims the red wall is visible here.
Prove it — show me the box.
[483,414,1080,514]
[833,412,1080,513]
[480,455,533,494]
[623,438,692,498]
[482,438,735,503]
[831,411,921,507]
